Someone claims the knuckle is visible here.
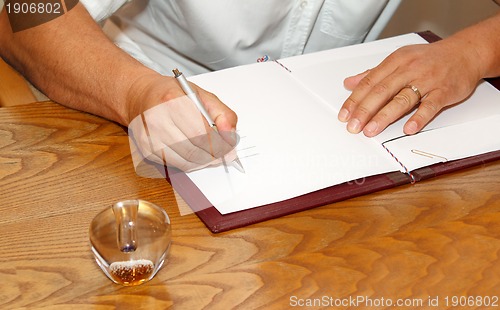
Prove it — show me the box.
[344,96,360,110]
[374,105,401,126]
[412,99,442,124]
[371,83,389,96]
[375,110,391,122]
[419,100,441,115]
[392,94,412,108]
[209,92,221,102]
[184,145,202,162]
[229,109,238,122]
[353,104,371,117]
[358,75,375,89]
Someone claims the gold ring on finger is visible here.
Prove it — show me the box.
[404,84,422,102]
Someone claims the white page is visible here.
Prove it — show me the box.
[383,115,500,171]
[280,34,427,136]
[187,62,399,214]
[279,34,429,143]
[183,33,499,214]
[280,34,499,140]
[281,33,500,172]
[280,34,427,73]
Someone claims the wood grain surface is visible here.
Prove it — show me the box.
[0,59,36,107]
[1,101,499,309]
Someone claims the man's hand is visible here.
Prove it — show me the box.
[127,74,238,171]
[338,39,481,137]
[0,3,238,172]
[338,12,500,137]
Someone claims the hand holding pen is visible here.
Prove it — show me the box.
[173,68,245,173]
[127,71,239,172]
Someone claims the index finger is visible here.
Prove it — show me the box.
[338,58,397,125]
[340,70,405,133]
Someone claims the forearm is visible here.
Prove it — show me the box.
[446,11,500,79]
[0,3,158,125]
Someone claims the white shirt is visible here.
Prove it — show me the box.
[83,0,389,75]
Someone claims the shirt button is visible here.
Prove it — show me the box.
[300,1,308,9]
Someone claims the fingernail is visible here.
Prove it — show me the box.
[347,118,361,133]
[364,120,378,136]
[405,121,418,134]
[338,108,350,122]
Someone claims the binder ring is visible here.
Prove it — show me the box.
[405,84,422,102]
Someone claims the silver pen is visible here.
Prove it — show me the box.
[173,68,245,173]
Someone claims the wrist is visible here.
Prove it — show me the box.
[448,13,500,79]
[124,71,183,126]
[447,34,485,83]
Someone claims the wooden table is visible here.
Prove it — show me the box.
[1,101,499,309]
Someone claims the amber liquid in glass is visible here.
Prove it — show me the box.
[109,259,155,286]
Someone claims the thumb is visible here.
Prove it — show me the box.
[196,88,239,147]
[198,89,238,132]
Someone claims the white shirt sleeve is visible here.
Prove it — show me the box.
[79,0,130,23]
[79,1,163,73]
[102,20,167,74]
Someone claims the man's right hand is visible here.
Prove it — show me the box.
[126,74,239,171]
[0,3,238,172]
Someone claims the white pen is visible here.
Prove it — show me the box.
[173,68,245,173]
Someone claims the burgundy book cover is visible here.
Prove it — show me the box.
[168,31,500,233]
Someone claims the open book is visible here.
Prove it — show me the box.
[171,33,500,231]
